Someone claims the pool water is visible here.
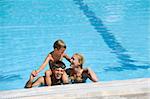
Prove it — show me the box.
[0,0,150,90]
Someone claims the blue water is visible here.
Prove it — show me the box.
[0,0,150,90]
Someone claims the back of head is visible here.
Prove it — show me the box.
[53,39,66,50]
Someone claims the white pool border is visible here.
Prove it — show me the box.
[0,78,149,99]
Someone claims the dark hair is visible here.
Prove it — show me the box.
[53,39,66,50]
[52,61,66,70]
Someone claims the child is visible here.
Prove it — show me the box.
[32,39,72,86]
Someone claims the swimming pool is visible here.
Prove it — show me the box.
[0,0,150,90]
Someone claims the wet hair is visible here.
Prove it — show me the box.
[52,61,66,70]
[74,53,84,68]
[53,39,66,50]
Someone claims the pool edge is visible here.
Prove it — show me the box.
[0,78,149,99]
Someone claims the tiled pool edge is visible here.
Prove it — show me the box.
[0,78,149,99]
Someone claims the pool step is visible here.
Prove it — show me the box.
[0,78,149,99]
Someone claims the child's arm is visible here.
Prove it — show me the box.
[63,54,73,63]
[35,54,52,75]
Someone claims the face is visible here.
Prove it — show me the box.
[70,55,80,68]
[56,48,66,56]
[53,68,64,79]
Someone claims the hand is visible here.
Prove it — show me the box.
[70,59,73,63]
[31,70,38,77]
[84,67,89,72]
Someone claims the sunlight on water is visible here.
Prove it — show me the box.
[0,0,150,90]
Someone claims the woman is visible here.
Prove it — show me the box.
[66,53,98,83]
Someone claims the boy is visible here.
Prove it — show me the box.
[32,39,72,86]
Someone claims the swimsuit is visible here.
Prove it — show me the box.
[43,76,63,86]
[49,52,63,69]
[66,68,88,84]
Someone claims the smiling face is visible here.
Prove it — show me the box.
[53,68,64,80]
[52,61,66,80]
[70,54,84,68]
[70,55,80,68]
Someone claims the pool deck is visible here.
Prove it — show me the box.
[0,78,149,99]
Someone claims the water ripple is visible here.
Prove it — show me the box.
[73,0,150,71]
[0,74,22,82]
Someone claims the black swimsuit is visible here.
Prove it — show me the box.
[49,52,63,69]
[43,76,63,86]
[66,68,88,84]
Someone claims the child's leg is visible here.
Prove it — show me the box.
[45,69,52,86]
[62,71,69,84]
[32,76,45,87]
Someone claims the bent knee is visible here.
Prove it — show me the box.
[39,76,44,81]
[62,73,69,83]
[45,70,52,76]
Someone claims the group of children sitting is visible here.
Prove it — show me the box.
[25,39,98,88]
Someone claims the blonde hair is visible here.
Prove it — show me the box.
[74,53,84,68]
[53,39,66,49]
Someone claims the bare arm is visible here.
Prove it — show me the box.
[85,67,98,82]
[31,76,46,87]
[36,54,52,74]
[24,71,37,88]
[25,75,46,88]
[63,54,72,62]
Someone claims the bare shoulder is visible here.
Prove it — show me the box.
[83,67,92,73]
[64,53,71,57]
[48,53,54,61]
[48,53,52,57]
[62,53,70,59]
[62,53,68,57]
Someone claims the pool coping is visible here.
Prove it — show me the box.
[0,78,149,99]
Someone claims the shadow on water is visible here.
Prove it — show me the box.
[73,0,150,71]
